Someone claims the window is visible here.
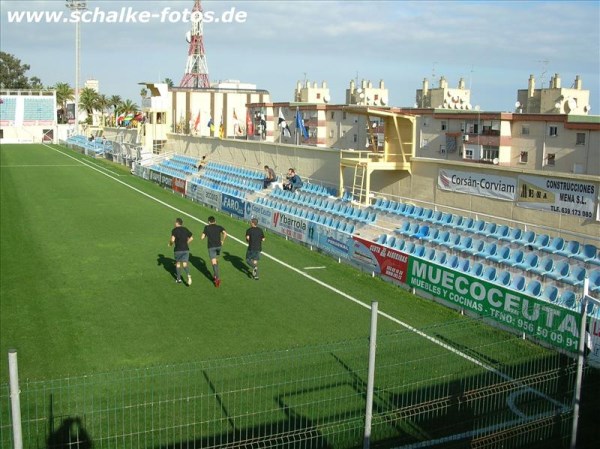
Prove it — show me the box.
[521,125,529,135]
[342,111,347,120]
[519,151,528,163]
[439,145,446,155]
[464,148,473,159]
[374,94,379,101]
[353,134,358,143]
[330,111,335,119]
[316,93,321,99]
[329,129,334,138]
[547,153,556,166]
[548,126,558,137]
[441,121,447,131]
[482,146,499,162]
[576,133,586,145]
[422,138,429,148]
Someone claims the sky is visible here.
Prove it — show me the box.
[1,0,599,112]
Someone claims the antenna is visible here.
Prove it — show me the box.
[431,61,438,82]
[469,65,474,90]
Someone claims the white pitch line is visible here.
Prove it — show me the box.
[0,164,82,167]
[303,266,327,270]
[42,143,569,413]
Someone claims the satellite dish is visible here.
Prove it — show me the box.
[584,105,591,112]
[356,88,363,94]
[323,94,330,103]
[465,103,472,110]
[554,102,561,109]
[359,92,365,99]
[447,91,452,97]
[474,105,480,111]
[567,98,577,110]
[381,97,388,105]
[515,101,521,108]
[493,158,499,165]
[185,31,192,43]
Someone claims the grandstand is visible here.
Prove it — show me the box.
[0,89,57,143]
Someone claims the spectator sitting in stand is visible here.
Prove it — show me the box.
[197,155,207,171]
[283,168,303,192]
[263,165,277,189]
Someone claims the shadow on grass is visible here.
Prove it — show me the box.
[188,253,214,282]
[223,251,252,277]
[157,253,176,280]
[47,393,92,449]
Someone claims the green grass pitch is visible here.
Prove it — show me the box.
[0,143,548,382]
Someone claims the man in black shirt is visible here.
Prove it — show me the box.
[245,218,265,280]
[263,165,276,189]
[201,216,227,287]
[168,218,193,285]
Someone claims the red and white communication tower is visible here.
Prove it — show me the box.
[180,0,210,88]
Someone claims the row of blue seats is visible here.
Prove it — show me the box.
[189,177,248,199]
[256,197,356,234]
[161,159,196,174]
[171,154,200,168]
[374,199,600,266]
[376,233,594,311]
[197,170,263,192]
[270,188,376,223]
[302,183,336,197]
[150,164,186,179]
[206,161,263,180]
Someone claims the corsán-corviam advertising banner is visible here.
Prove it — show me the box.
[407,258,580,352]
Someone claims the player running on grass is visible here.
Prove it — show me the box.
[168,218,193,285]
[201,216,227,287]
[245,218,265,280]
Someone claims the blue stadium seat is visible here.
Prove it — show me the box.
[420,209,434,221]
[413,225,430,239]
[505,249,524,267]
[562,265,586,287]
[469,262,484,277]
[531,234,550,250]
[454,235,473,252]
[482,242,499,260]
[558,290,577,310]
[540,285,559,303]
[436,212,453,226]
[545,260,570,281]
[573,244,598,265]
[482,266,497,282]
[495,270,512,287]
[426,210,443,224]
[412,245,426,257]
[432,230,450,246]
[530,256,554,277]
[589,269,600,293]
[546,236,565,254]
[447,215,464,229]
[477,222,497,236]
[394,239,406,252]
[469,239,487,257]
[512,229,535,246]
[435,251,447,265]
[457,217,474,232]
[403,242,416,255]
[441,232,462,249]
[525,279,542,297]
[457,258,470,273]
[509,274,526,292]
[421,228,439,243]
[554,240,580,259]
[400,223,420,237]
[514,252,538,271]
[423,248,437,261]
[491,225,510,240]
[471,220,487,234]
[445,254,460,269]
[488,246,511,264]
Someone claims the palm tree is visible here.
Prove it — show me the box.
[54,82,74,124]
[109,95,122,126]
[140,88,148,104]
[120,99,139,114]
[164,78,174,88]
[78,87,99,124]
[96,94,110,126]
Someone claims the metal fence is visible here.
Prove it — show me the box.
[0,315,585,449]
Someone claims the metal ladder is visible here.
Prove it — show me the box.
[351,163,367,204]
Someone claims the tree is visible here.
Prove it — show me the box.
[54,82,74,124]
[0,52,42,89]
[96,94,110,126]
[164,78,174,88]
[120,99,139,114]
[140,88,148,103]
[109,95,122,125]
[78,87,99,124]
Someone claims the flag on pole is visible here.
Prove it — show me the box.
[219,115,225,139]
[193,110,201,131]
[278,108,291,138]
[246,109,254,136]
[207,117,214,134]
[295,107,308,139]
[233,109,243,136]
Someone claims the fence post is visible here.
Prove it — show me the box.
[8,350,23,449]
[363,301,378,449]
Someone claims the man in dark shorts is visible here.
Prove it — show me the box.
[263,165,276,189]
[245,218,265,280]
[201,216,227,287]
[168,217,193,285]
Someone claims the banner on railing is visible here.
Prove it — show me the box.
[588,316,600,368]
[351,236,408,283]
[271,211,310,242]
[438,169,516,201]
[516,175,597,219]
[407,258,581,352]
[313,225,353,258]
[221,194,245,218]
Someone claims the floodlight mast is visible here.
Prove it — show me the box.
[65,1,87,135]
[180,0,210,88]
